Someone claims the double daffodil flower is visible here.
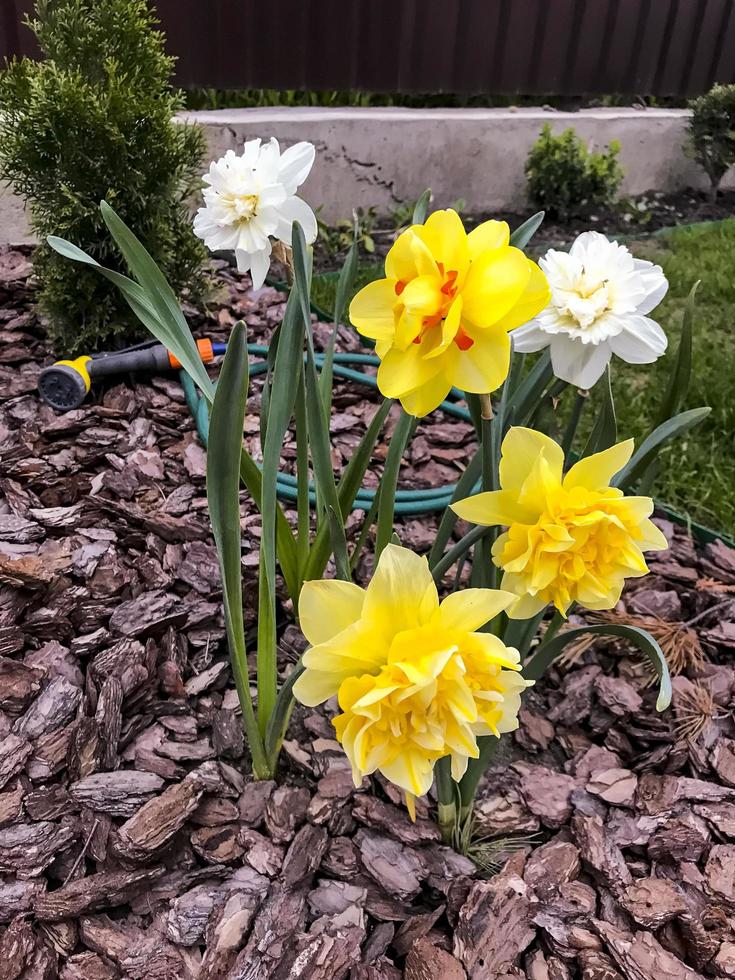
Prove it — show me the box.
[349,209,549,416]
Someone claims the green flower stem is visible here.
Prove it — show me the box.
[561,388,589,462]
[431,525,489,582]
[295,368,310,578]
[375,409,416,560]
[458,735,499,820]
[435,756,457,845]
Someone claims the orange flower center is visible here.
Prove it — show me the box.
[399,264,474,350]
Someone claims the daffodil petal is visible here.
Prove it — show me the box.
[462,247,532,328]
[449,325,511,394]
[467,219,510,259]
[438,589,517,632]
[299,579,366,645]
[563,439,635,492]
[451,490,538,527]
[363,544,439,636]
[499,427,564,493]
[349,279,398,341]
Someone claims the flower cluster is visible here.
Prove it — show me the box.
[453,427,668,617]
[512,231,669,389]
[293,545,530,811]
[193,137,317,289]
[349,209,549,416]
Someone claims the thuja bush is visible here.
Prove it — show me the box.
[525,124,623,220]
[688,83,735,203]
[0,0,206,352]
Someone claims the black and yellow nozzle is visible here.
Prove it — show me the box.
[38,339,214,412]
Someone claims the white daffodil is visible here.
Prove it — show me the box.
[193,137,317,289]
[512,231,669,389]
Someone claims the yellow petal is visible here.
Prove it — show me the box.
[385,228,419,282]
[451,489,538,527]
[425,294,462,359]
[499,427,564,493]
[417,209,469,277]
[437,588,517,632]
[298,579,366,645]
[349,279,398,341]
[381,751,435,797]
[497,262,551,333]
[517,452,562,514]
[563,439,634,492]
[446,324,510,394]
[461,246,532,328]
[292,668,344,707]
[504,586,550,620]
[376,341,445,399]
[398,372,453,417]
[363,544,439,637]
[401,274,442,316]
[467,219,509,260]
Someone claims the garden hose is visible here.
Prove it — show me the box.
[181,343,476,515]
[37,336,734,541]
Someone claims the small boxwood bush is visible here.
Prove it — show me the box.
[688,83,735,203]
[525,124,624,220]
[0,0,207,353]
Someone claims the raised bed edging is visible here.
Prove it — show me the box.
[3,105,735,243]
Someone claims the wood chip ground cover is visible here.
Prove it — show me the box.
[1,247,735,977]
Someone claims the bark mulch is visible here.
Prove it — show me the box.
[2,246,735,979]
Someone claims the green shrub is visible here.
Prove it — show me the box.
[525,124,623,220]
[687,83,735,203]
[0,0,207,353]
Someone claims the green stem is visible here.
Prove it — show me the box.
[375,409,416,560]
[431,525,489,582]
[561,389,589,462]
[295,368,310,577]
[523,609,567,677]
[458,735,499,818]
[350,491,380,572]
[435,757,458,846]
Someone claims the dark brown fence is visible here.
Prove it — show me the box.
[2,0,735,97]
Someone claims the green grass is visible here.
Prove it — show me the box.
[312,219,735,535]
[606,220,735,534]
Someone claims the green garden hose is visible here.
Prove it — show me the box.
[180,344,477,515]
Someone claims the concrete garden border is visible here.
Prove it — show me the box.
[2,105,733,243]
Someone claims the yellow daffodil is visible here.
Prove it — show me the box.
[292,545,530,812]
[452,428,668,618]
[348,209,550,416]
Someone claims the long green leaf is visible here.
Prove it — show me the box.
[656,280,698,426]
[264,661,305,770]
[613,407,711,491]
[413,189,433,224]
[523,623,672,711]
[505,350,554,426]
[428,448,483,569]
[375,409,416,560]
[303,398,392,581]
[206,322,268,775]
[510,211,545,250]
[49,221,301,600]
[581,366,617,456]
[292,224,350,577]
[258,288,306,732]
[320,241,358,413]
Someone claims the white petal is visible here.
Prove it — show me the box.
[235,249,251,274]
[249,245,272,289]
[255,137,281,180]
[241,138,262,168]
[511,319,551,353]
[633,260,669,314]
[550,335,611,388]
[608,315,667,363]
[273,196,318,245]
[277,141,316,194]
